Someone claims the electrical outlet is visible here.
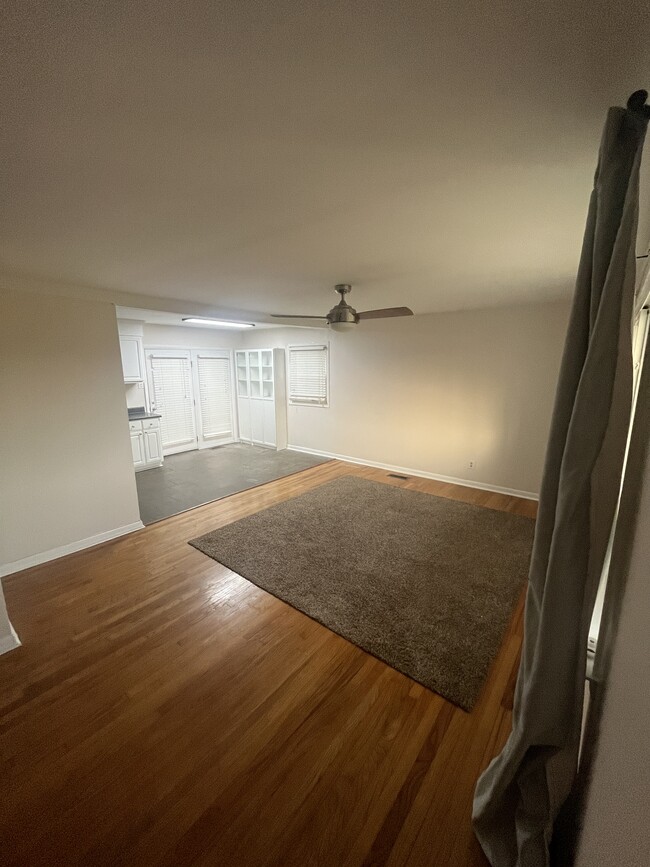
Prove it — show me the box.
[469,460,476,469]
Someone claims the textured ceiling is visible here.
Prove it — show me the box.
[2,0,649,319]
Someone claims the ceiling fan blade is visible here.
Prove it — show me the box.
[270,314,328,319]
[357,306,413,320]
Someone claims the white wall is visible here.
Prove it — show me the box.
[0,290,142,574]
[242,299,570,495]
[125,382,148,409]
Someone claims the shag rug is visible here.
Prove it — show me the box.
[189,476,534,710]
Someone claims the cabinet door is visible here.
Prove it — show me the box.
[273,348,287,450]
[143,428,162,464]
[261,349,274,400]
[235,351,249,397]
[262,400,276,448]
[248,351,262,399]
[131,431,145,466]
[238,398,251,443]
[250,398,264,444]
[120,336,144,382]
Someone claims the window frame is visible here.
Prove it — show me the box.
[287,343,330,408]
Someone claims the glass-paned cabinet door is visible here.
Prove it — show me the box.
[261,350,274,399]
[249,350,261,398]
[236,351,248,397]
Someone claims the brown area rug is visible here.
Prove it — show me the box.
[189,476,534,710]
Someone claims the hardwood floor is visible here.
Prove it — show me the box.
[0,461,536,866]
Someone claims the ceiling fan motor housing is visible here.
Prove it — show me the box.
[327,284,358,324]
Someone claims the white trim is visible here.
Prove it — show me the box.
[0,623,21,656]
[0,521,145,578]
[162,442,198,456]
[287,445,539,500]
[197,436,238,450]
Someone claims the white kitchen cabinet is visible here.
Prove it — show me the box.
[119,335,145,382]
[250,398,265,444]
[129,418,163,471]
[236,349,287,449]
[238,396,251,442]
[143,427,162,464]
[130,427,146,467]
[262,400,277,446]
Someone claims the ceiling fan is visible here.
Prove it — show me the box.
[271,284,413,332]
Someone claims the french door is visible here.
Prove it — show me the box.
[146,349,236,456]
[191,352,236,449]
[147,350,197,455]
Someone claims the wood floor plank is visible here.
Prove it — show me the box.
[384,594,525,867]
[361,700,456,867]
[0,460,536,865]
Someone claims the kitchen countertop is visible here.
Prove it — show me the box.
[128,407,162,420]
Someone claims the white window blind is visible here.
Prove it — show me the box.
[288,345,328,406]
[150,355,196,448]
[197,356,233,440]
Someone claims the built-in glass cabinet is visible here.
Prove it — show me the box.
[235,349,287,449]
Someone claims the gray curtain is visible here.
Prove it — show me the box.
[472,96,649,866]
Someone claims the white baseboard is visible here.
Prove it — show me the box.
[0,623,21,656]
[287,445,539,501]
[0,521,145,578]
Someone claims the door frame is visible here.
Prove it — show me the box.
[588,306,650,657]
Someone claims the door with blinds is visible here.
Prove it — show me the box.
[146,349,236,456]
[147,350,198,455]
[191,351,236,449]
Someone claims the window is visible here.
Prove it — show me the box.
[288,344,329,406]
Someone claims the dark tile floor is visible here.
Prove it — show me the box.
[135,443,330,525]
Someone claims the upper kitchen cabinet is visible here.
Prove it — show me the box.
[119,335,145,382]
[117,320,146,383]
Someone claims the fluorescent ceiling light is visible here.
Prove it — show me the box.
[182,317,255,328]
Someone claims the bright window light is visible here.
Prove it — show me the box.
[182,317,255,328]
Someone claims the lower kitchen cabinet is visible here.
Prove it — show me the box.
[130,428,146,468]
[143,426,162,463]
[129,418,164,471]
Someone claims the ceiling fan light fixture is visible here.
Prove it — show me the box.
[328,320,357,332]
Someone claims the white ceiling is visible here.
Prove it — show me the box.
[2,1,649,320]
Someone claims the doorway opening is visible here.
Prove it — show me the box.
[116,308,329,525]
